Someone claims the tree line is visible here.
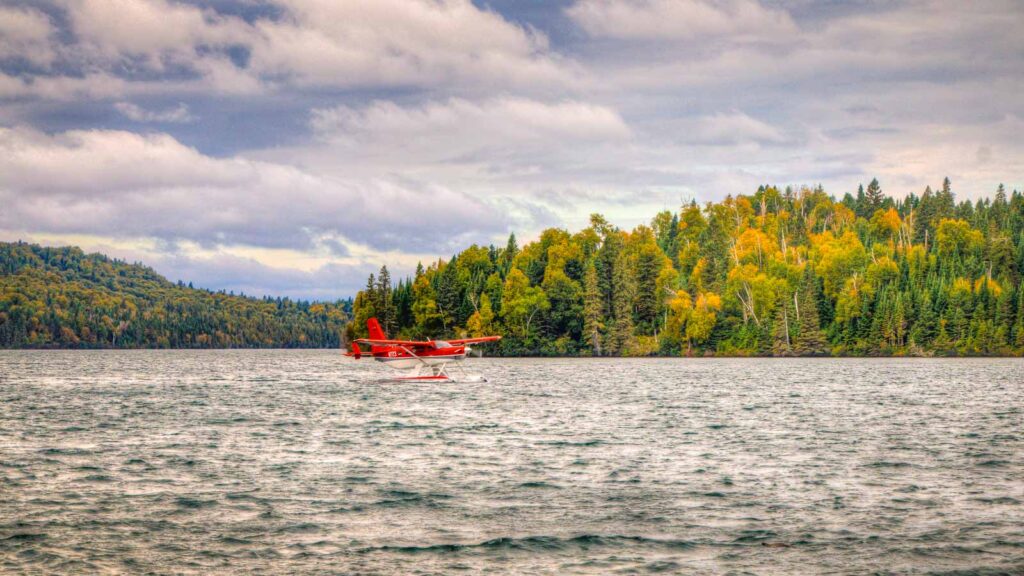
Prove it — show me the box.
[0,242,351,348]
[349,178,1024,356]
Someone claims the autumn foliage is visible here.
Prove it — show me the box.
[354,179,1024,356]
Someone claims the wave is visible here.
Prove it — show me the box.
[866,460,914,468]
[518,481,561,489]
[926,568,1024,576]
[537,439,604,447]
[174,497,218,509]
[2,533,47,542]
[361,534,697,555]
[976,459,1011,467]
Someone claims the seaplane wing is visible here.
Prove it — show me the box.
[352,336,501,347]
[446,336,502,345]
[353,338,434,347]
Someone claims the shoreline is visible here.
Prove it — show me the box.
[2,347,1021,358]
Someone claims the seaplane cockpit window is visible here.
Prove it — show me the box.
[434,341,451,348]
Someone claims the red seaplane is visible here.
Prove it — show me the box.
[345,318,501,381]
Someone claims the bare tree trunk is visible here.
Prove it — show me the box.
[783,306,791,348]
[793,290,800,325]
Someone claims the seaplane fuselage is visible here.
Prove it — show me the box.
[367,342,467,370]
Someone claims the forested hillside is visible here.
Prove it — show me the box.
[0,242,350,348]
[350,179,1024,356]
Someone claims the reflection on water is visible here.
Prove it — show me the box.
[1,351,1022,574]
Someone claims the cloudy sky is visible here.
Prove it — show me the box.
[1,0,1022,299]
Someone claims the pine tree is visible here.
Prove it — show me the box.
[793,268,829,355]
[1015,285,1024,349]
[937,177,955,220]
[995,286,1015,344]
[595,230,622,319]
[865,178,884,213]
[634,244,662,334]
[435,261,460,331]
[609,251,635,355]
[502,233,518,274]
[582,263,604,356]
[376,265,395,336]
[365,273,378,310]
[910,292,936,349]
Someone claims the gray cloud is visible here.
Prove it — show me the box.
[0,127,509,253]
[0,0,578,100]
[0,6,56,67]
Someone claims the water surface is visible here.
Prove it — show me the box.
[1,352,1022,574]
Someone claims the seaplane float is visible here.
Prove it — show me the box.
[345,318,501,382]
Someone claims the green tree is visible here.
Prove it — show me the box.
[500,269,550,339]
[793,267,829,355]
[609,251,635,355]
[582,263,604,355]
[865,178,884,212]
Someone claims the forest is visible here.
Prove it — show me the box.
[0,242,350,348]
[350,179,1024,357]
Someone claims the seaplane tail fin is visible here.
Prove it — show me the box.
[343,340,362,359]
[367,317,387,340]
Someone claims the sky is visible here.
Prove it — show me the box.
[1,0,1022,300]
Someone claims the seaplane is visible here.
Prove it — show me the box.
[345,318,501,382]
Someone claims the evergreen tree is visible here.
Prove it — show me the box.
[865,178,884,213]
[1015,285,1024,348]
[582,263,604,356]
[609,251,635,355]
[634,243,662,334]
[595,229,622,319]
[793,268,829,355]
[855,184,867,218]
[376,265,395,336]
[435,261,460,330]
[501,233,518,274]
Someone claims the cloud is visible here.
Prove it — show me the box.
[688,111,786,145]
[0,127,508,253]
[310,97,630,161]
[2,0,576,100]
[115,101,194,123]
[566,0,797,42]
[0,6,56,66]
[64,0,249,63]
[247,0,575,91]
[144,251,378,300]
[577,1,1024,95]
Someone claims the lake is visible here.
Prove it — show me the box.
[1,351,1022,574]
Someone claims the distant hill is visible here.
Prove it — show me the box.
[0,241,350,349]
